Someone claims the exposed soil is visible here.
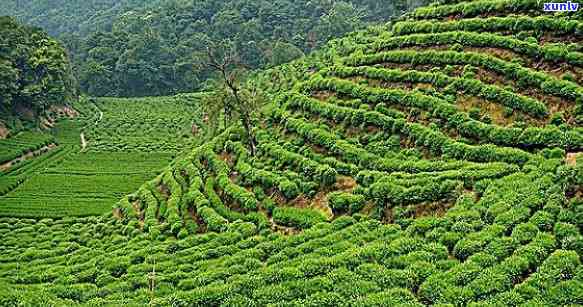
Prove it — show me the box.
[0,143,57,172]
[312,91,335,101]
[361,201,376,216]
[413,200,454,218]
[158,184,170,200]
[270,216,302,235]
[289,194,311,208]
[368,57,577,110]
[80,133,87,152]
[112,208,123,219]
[0,122,8,139]
[271,191,288,206]
[133,200,144,222]
[540,33,583,47]
[566,152,581,166]
[335,176,357,191]
[311,144,327,154]
[383,206,395,223]
[311,190,333,219]
[40,118,54,129]
[49,105,79,118]
[41,105,80,129]
[219,152,234,167]
[456,95,543,127]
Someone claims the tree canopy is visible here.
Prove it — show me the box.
[0,17,76,120]
[1,0,428,97]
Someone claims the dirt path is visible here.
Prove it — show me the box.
[78,102,102,153]
[94,104,103,124]
[0,144,57,172]
[80,133,87,152]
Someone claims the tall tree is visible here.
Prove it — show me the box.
[0,17,76,120]
[198,40,260,156]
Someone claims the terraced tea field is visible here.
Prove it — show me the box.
[0,94,203,217]
[0,0,582,305]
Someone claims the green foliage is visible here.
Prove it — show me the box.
[0,132,55,164]
[0,95,195,217]
[328,192,366,214]
[0,0,429,97]
[1,0,582,306]
[0,17,76,118]
[272,207,327,229]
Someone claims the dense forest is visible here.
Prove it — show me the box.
[1,0,428,97]
[0,17,76,131]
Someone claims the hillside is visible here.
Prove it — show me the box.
[1,0,583,305]
[0,17,76,133]
[0,1,162,37]
[1,0,428,97]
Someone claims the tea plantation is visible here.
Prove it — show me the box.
[0,0,582,305]
[0,95,203,217]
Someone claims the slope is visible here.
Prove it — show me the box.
[0,0,582,305]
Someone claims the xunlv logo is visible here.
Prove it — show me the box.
[544,1,580,11]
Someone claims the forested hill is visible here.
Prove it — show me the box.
[0,0,162,37]
[0,17,76,132]
[1,0,428,97]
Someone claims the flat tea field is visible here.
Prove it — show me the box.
[0,94,204,217]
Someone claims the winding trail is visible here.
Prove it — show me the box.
[79,102,103,152]
[95,107,103,124]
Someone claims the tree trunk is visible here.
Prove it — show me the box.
[240,112,257,156]
[228,83,256,156]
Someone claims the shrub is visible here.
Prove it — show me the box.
[272,207,327,229]
[328,192,366,214]
[278,180,300,199]
[198,206,228,233]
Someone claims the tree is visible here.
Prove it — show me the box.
[1,0,431,97]
[197,40,261,156]
[0,16,76,119]
[269,41,305,66]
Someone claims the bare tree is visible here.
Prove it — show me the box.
[198,40,258,155]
